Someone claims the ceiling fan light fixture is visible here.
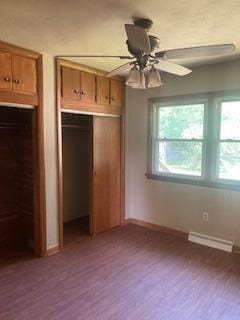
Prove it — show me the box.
[131,71,146,89]
[147,66,162,88]
[126,65,140,86]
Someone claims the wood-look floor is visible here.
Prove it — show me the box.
[63,216,90,247]
[1,224,240,320]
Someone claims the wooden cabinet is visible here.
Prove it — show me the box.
[57,59,125,246]
[96,76,110,106]
[62,67,80,100]
[92,116,121,234]
[0,52,37,94]
[12,55,37,94]
[80,71,95,103]
[96,77,123,109]
[0,51,12,90]
[62,67,96,104]
[59,60,124,115]
[110,79,123,108]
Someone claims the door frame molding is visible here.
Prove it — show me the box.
[0,42,46,256]
[56,58,125,249]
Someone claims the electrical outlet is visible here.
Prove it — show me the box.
[202,211,209,222]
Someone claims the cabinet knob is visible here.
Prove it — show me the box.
[111,97,114,101]
[81,91,86,96]
[4,77,11,82]
[106,96,109,100]
[74,89,79,94]
[13,79,20,84]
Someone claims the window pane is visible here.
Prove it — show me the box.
[220,101,240,140]
[218,142,240,180]
[158,104,204,139]
[157,141,202,176]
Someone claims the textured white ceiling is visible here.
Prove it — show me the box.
[1,0,240,72]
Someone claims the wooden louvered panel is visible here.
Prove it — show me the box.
[0,129,17,220]
[16,125,34,248]
[0,217,20,249]
[0,127,19,247]
[0,109,34,249]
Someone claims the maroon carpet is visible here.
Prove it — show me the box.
[0,224,240,320]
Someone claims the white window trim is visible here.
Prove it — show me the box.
[147,90,240,191]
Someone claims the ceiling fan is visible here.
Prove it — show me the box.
[60,18,235,89]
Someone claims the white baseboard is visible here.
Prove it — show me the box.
[188,231,233,253]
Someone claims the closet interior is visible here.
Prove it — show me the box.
[0,106,35,255]
[62,112,92,245]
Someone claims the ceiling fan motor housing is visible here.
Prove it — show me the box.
[126,40,145,56]
[134,18,153,31]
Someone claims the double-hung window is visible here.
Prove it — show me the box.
[148,93,240,189]
[214,99,240,183]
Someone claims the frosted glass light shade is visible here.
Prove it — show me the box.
[147,67,162,88]
[131,71,146,89]
[126,66,140,86]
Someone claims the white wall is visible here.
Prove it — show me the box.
[126,59,240,246]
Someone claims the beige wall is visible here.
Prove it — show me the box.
[20,55,240,250]
[126,59,240,246]
[43,55,59,249]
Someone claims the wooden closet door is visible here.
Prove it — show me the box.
[92,116,121,234]
[61,66,80,100]
[110,79,122,108]
[80,71,96,103]
[0,51,12,90]
[12,55,37,94]
[96,76,110,106]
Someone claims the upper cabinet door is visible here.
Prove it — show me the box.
[0,51,12,90]
[110,79,123,108]
[62,66,80,100]
[80,71,96,103]
[96,76,110,106]
[12,55,37,94]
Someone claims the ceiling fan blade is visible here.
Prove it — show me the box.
[106,63,132,78]
[156,44,236,60]
[125,24,151,54]
[155,59,192,76]
[56,55,133,59]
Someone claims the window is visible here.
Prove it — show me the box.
[216,100,240,182]
[148,93,240,189]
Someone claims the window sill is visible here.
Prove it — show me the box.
[145,173,240,192]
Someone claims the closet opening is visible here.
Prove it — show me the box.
[61,112,92,246]
[0,106,37,258]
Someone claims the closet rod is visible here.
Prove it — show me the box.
[62,124,90,130]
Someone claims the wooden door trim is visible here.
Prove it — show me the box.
[0,90,38,105]
[61,98,122,115]
[120,88,126,226]
[61,108,120,118]
[56,58,64,248]
[0,41,40,59]
[56,58,125,249]
[56,58,124,80]
[0,42,46,257]
[35,55,47,256]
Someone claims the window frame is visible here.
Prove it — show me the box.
[147,91,240,191]
[151,97,208,181]
[211,97,240,187]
